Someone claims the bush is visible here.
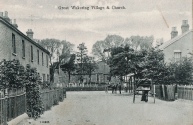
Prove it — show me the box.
[25,64,44,119]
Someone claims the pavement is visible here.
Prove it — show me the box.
[15,91,193,125]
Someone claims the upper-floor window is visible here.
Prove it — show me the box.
[12,34,16,54]
[46,55,48,67]
[174,52,181,62]
[22,40,25,58]
[47,74,49,81]
[31,45,33,62]
[37,49,39,64]
[42,52,44,66]
[42,74,46,81]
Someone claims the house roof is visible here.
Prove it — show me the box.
[159,29,193,50]
[0,17,50,55]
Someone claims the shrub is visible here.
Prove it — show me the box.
[25,64,44,119]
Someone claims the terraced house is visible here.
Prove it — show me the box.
[158,20,193,63]
[0,11,50,82]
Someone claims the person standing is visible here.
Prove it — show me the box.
[118,83,122,94]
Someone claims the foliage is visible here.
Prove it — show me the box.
[142,48,168,84]
[129,35,153,50]
[168,57,193,85]
[0,59,26,89]
[92,34,153,61]
[76,43,88,83]
[38,39,74,83]
[92,35,124,61]
[25,64,44,119]
[60,54,76,83]
[82,56,98,83]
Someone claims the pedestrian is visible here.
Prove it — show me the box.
[112,84,115,94]
[118,83,122,94]
[115,84,118,94]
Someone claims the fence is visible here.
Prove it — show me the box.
[40,88,66,111]
[177,85,193,101]
[0,88,26,125]
[0,87,66,125]
[153,85,193,101]
[66,86,105,91]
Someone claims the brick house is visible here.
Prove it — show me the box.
[158,20,193,63]
[0,11,50,82]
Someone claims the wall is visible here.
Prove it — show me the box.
[0,19,49,81]
[162,31,193,63]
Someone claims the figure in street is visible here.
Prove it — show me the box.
[118,83,122,94]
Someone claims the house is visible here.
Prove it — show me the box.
[158,20,193,63]
[0,11,50,82]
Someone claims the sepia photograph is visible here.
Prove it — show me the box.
[0,0,193,125]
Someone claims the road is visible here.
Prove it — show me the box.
[17,91,193,125]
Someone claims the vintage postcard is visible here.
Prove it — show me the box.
[0,0,193,125]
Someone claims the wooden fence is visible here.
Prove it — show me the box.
[153,85,193,101]
[40,88,66,111]
[177,85,193,101]
[0,88,26,125]
[0,87,66,125]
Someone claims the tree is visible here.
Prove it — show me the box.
[38,39,74,83]
[92,35,124,61]
[60,54,76,83]
[76,43,88,83]
[129,35,153,50]
[142,48,167,84]
[82,56,98,84]
[168,57,193,85]
[109,45,137,82]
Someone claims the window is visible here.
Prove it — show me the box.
[46,55,48,67]
[42,52,44,66]
[47,74,49,81]
[12,34,16,54]
[22,40,25,58]
[174,52,181,62]
[37,50,39,64]
[42,74,46,81]
[31,45,33,62]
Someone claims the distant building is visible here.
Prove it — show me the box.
[158,20,193,63]
[0,11,50,82]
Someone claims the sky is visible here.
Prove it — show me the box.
[0,0,192,54]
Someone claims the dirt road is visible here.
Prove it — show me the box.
[17,91,193,125]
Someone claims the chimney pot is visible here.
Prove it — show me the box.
[0,12,3,17]
[3,11,10,22]
[13,19,18,28]
[13,19,16,24]
[4,11,8,17]
[181,20,189,34]
[171,27,178,39]
[26,29,34,39]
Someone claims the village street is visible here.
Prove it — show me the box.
[17,91,193,125]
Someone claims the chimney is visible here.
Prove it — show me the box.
[171,27,178,39]
[13,19,18,28]
[26,29,34,39]
[181,20,189,34]
[3,11,10,22]
[0,12,3,17]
